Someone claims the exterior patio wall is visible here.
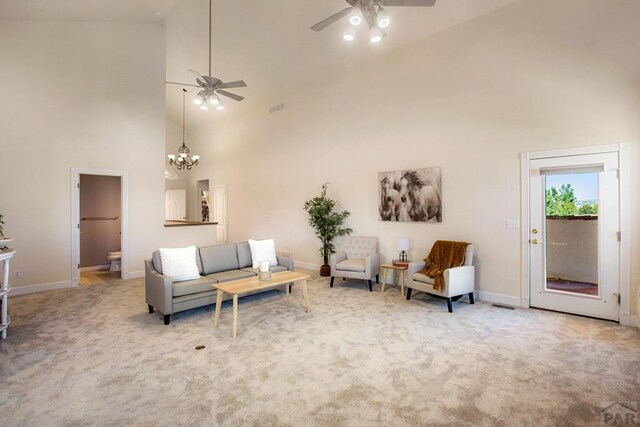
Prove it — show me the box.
[546,217,598,284]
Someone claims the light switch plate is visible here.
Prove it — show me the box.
[506,220,520,229]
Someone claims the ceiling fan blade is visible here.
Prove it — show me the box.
[218,80,247,89]
[188,69,208,86]
[382,0,436,6]
[165,81,201,88]
[216,90,244,102]
[311,7,352,31]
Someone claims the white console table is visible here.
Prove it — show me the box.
[0,246,16,340]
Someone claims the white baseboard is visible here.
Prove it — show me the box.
[79,265,109,272]
[622,314,639,328]
[127,270,144,279]
[294,260,320,271]
[476,291,522,307]
[10,280,75,296]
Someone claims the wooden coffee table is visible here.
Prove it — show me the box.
[212,271,311,338]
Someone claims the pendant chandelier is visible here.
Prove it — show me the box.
[168,89,200,170]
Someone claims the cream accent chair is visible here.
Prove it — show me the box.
[329,236,380,292]
[405,244,475,312]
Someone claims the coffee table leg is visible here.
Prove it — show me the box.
[400,270,405,297]
[285,282,290,304]
[381,269,388,293]
[301,279,310,313]
[232,294,238,338]
[213,290,223,327]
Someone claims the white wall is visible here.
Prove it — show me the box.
[0,21,217,292]
[188,0,640,315]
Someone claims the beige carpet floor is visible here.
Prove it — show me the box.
[1,272,638,426]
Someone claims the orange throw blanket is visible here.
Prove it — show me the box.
[419,240,469,291]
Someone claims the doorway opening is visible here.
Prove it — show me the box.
[71,169,128,287]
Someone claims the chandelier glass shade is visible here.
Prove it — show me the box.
[168,89,199,170]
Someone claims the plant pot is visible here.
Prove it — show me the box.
[319,264,331,277]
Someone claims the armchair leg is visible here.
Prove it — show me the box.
[289,284,293,293]
[148,304,154,314]
[375,274,379,284]
[446,298,453,313]
[469,292,475,304]
[367,280,373,292]
[343,277,346,281]
[406,288,412,300]
[330,277,335,288]
[163,314,171,325]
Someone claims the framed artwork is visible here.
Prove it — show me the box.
[378,167,442,223]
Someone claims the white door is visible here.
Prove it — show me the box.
[165,189,186,220]
[212,185,227,244]
[529,152,620,320]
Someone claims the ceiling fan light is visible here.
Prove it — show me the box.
[193,94,203,105]
[200,102,209,110]
[216,104,225,111]
[343,25,356,41]
[208,94,220,105]
[370,26,383,44]
[349,8,363,26]
[377,7,390,28]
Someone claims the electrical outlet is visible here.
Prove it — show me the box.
[13,270,20,278]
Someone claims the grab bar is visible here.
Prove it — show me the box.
[81,216,119,221]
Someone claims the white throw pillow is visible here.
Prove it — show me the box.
[248,239,278,269]
[159,246,200,282]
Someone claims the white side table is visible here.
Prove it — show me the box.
[0,245,16,340]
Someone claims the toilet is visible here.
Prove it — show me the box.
[107,251,121,272]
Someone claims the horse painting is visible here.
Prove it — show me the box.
[378,167,442,223]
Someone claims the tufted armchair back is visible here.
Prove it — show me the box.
[343,236,378,260]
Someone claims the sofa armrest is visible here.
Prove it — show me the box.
[365,253,380,276]
[408,261,426,276]
[277,252,294,271]
[330,251,347,270]
[444,265,475,296]
[145,259,174,315]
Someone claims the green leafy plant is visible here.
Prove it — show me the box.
[303,183,352,266]
[546,184,598,216]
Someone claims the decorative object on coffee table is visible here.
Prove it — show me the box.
[378,167,442,223]
[258,260,271,281]
[303,182,352,276]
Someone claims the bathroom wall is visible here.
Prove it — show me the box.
[80,175,121,268]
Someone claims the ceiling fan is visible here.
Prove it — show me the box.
[311,0,436,43]
[166,0,246,111]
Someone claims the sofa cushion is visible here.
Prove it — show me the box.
[241,265,288,275]
[153,249,203,274]
[236,241,253,269]
[336,259,366,272]
[159,246,201,282]
[173,276,218,298]
[413,273,435,285]
[248,239,278,268]
[199,244,239,275]
[207,269,255,283]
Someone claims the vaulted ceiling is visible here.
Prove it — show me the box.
[0,0,520,126]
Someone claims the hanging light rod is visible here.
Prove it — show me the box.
[165,0,247,111]
[168,89,200,170]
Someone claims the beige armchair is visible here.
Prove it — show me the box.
[329,236,380,291]
[406,243,475,312]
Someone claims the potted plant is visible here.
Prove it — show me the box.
[303,183,352,276]
[0,214,10,249]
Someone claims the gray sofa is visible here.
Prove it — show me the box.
[145,242,294,324]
